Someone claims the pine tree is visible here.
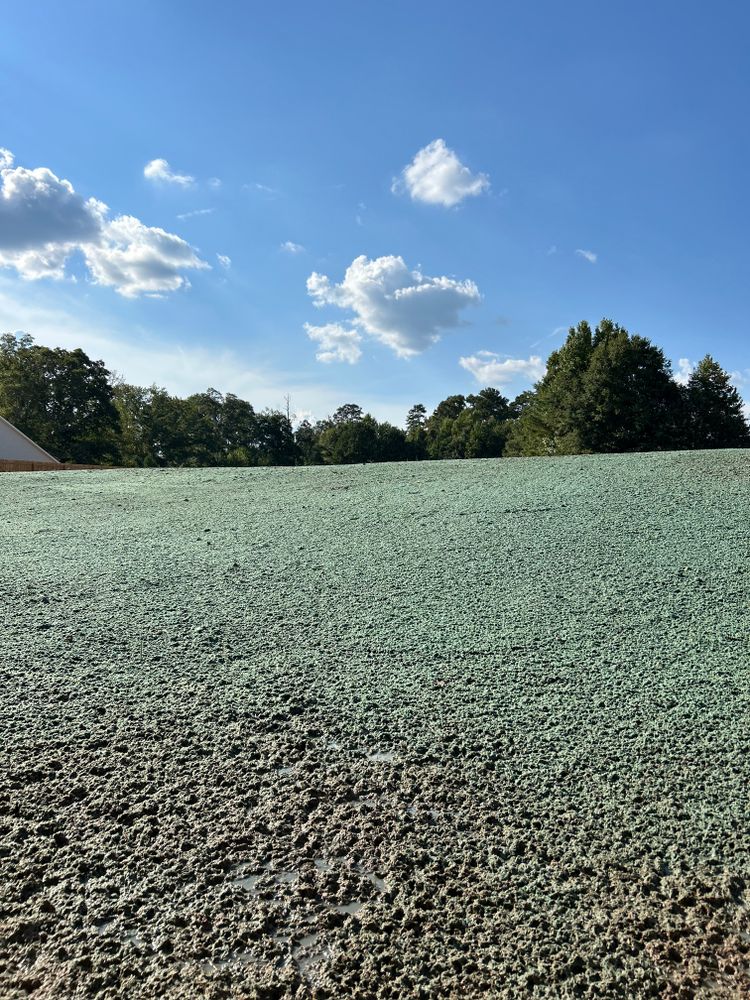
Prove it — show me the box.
[684,356,749,448]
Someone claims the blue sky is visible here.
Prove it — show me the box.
[1,0,748,424]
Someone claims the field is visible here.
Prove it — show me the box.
[2,451,749,999]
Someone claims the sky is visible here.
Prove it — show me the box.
[1,0,749,425]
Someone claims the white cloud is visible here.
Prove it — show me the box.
[459,351,546,386]
[306,254,480,358]
[0,164,106,273]
[82,216,209,298]
[575,248,598,263]
[0,148,14,169]
[216,253,231,269]
[208,177,222,189]
[281,240,305,254]
[143,158,194,186]
[177,207,214,220]
[304,322,362,364]
[674,357,695,386]
[393,139,489,208]
[0,149,207,296]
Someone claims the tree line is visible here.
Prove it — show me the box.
[1,321,747,467]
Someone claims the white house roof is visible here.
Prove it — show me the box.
[0,414,59,463]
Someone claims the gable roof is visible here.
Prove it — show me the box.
[0,414,60,463]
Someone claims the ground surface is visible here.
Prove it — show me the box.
[1,451,749,999]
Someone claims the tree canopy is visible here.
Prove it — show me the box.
[0,333,120,463]
[1,325,747,466]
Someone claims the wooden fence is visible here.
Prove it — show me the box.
[0,459,116,473]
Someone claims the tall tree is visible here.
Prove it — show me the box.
[295,419,326,465]
[319,412,378,464]
[580,322,682,452]
[254,409,297,466]
[424,395,466,459]
[683,356,749,448]
[332,403,364,424]
[505,321,594,456]
[0,333,121,463]
[406,403,427,459]
[505,320,683,455]
[221,393,258,464]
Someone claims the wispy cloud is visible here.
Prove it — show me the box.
[216,253,231,270]
[176,207,214,221]
[280,241,305,255]
[529,325,568,349]
[575,248,598,264]
[144,158,194,187]
[245,181,279,196]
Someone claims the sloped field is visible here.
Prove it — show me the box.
[1,451,749,999]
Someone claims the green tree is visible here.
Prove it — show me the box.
[580,322,682,452]
[113,383,155,466]
[181,389,225,465]
[319,412,378,464]
[467,387,511,422]
[505,321,593,456]
[375,421,409,462]
[295,419,327,465]
[254,409,297,465]
[332,403,364,424]
[221,393,257,463]
[405,403,427,459]
[505,320,683,456]
[0,333,121,463]
[683,356,749,448]
[425,395,466,458]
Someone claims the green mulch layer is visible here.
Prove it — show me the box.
[1,451,748,999]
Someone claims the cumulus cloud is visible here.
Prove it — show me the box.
[0,149,207,295]
[281,240,305,254]
[216,253,231,269]
[393,139,490,208]
[82,216,208,298]
[306,254,480,358]
[575,248,598,263]
[304,322,362,364]
[0,148,14,169]
[143,158,194,186]
[459,351,546,386]
[0,164,106,266]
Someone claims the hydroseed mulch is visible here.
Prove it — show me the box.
[1,451,748,999]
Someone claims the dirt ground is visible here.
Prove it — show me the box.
[1,451,749,998]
